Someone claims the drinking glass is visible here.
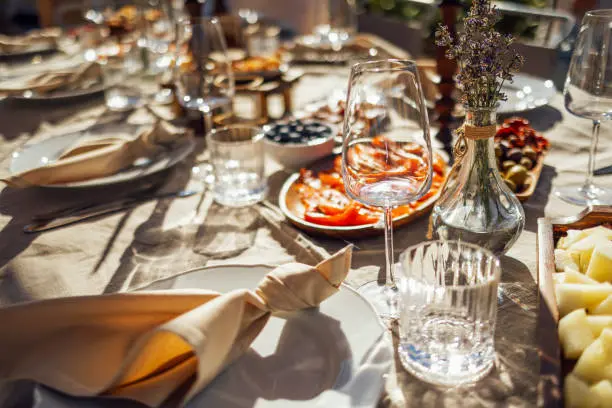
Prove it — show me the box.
[99,39,156,110]
[207,125,267,207]
[313,0,358,47]
[341,59,434,319]
[174,17,235,131]
[397,240,500,385]
[559,9,612,205]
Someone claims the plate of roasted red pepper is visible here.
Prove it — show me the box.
[278,149,448,238]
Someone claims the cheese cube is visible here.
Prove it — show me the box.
[592,295,612,315]
[590,380,612,408]
[556,249,581,272]
[574,328,612,383]
[586,315,612,337]
[559,309,596,359]
[565,374,594,408]
[556,284,612,317]
[586,240,612,283]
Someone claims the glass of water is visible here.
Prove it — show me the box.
[397,240,500,386]
[207,125,267,207]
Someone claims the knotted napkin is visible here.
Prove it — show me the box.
[2,121,187,187]
[0,246,352,407]
[0,62,101,96]
[0,28,60,53]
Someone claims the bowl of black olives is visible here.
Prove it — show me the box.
[263,119,335,169]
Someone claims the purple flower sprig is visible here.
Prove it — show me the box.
[435,0,524,109]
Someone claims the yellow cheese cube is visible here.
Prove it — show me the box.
[586,241,612,283]
[590,380,612,407]
[565,374,594,408]
[559,309,596,359]
[556,284,612,317]
[592,295,612,315]
[574,328,612,383]
[586,315,612,337]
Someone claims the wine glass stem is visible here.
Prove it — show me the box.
[201,106,213,133]
[383,206,396,289]
[585,120,600,191]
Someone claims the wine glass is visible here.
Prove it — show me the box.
[174,16,234,131]
[559,9,612,205]
[341,59,434,319]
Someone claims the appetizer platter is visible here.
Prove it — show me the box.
[279,139,448,238]
[495,117,550,201]
[231,55,285,80]
[537,206,612,408]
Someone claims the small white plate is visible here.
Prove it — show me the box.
[10,124,195,188]
[142,264,392,408]
[498,73,556,114]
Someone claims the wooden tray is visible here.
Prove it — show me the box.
[537,206,612,407]
[516,150,547,202]
[278,155,446,239]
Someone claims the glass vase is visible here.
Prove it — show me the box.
[431,107,524,255]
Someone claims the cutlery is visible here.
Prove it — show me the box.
[594,164,612,176]
[24,189,199,233]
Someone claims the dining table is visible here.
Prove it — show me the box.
[0,32,611,408]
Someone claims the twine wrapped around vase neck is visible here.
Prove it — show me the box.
[426,124,497,239]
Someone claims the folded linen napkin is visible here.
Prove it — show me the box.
[2,121,186,187]
[0,246,353,407]
[0,62,102,96]
[0,28,61,53]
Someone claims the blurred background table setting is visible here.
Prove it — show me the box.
[0,0,611,408]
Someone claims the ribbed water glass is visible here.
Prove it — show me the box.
[397,240,500,386]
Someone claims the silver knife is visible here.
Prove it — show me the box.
[24,189,199,233]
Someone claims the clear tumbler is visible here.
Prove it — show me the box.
[397,240,500,386]
[207,125,267,207]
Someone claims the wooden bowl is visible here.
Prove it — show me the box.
[278,155,445,239]
[537,206,612,407]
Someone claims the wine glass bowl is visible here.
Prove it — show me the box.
[174,17,234,126]
[341,59,433,319]
[558,9,612,205]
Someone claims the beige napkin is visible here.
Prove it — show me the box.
[0,246,352,406]
[0,62,102,96]
[2,121,186,187]
[0,28,60,53]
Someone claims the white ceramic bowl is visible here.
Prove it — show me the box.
[263,123,336,170]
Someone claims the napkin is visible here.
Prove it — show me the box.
[0,62,102,96]
[2,121,186,187]
[0,28,60,53]
[0,246,353,407]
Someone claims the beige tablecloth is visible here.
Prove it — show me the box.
[0,64,610,407]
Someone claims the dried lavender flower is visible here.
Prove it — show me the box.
[435,0,524,108]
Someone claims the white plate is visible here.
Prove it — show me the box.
[9,124,195,188]
[144,264,392,408]
[498,73,556,114]
[0,42,57,59]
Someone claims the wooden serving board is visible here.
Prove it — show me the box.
[537,206,612,407]
[278,155,445,239]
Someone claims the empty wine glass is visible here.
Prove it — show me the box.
[174,16,234,131]
[341,59,434,319]
[559,9,612,205]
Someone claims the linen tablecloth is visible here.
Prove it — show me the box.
[0,64,610,407]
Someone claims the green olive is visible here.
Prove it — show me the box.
[502,160,517,171]
[523,146,537,161]
[520,157,534,170]
[494,144,502,158]
[506,164,529,187]
[504,178,517,192]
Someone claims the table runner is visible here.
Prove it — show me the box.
[0,65,611,407]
